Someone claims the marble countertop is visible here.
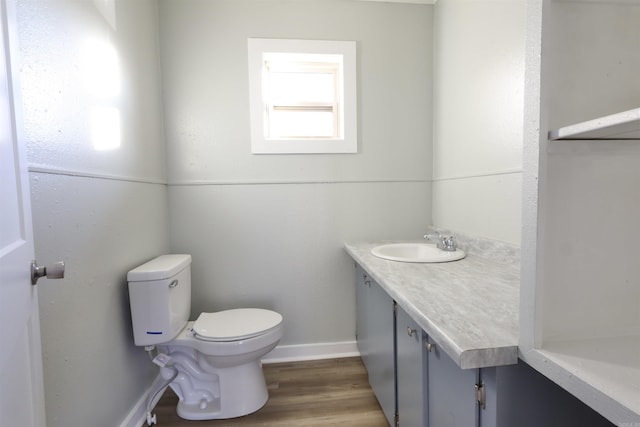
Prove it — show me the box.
[345,237,520,369]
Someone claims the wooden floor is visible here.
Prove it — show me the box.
[147,357,388,426]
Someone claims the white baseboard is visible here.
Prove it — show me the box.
[262,340,360,364]
[120,341,360,427]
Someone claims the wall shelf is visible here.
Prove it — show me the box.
[549,107,640,140]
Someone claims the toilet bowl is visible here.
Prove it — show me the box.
[127,255,283,421]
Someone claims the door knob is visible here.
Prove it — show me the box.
[31,260,65,285]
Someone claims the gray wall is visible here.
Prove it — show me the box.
[431,0,525,245]
[16,0,434,425]
[16,1,169,426]
[159,0,434,347]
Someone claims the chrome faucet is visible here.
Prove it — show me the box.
[423,232,457,252]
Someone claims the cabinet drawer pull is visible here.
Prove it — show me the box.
[407,327,417,337]
[362,273,372,287]
[425,342,434,352]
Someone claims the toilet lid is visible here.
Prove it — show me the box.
[193,309,283,342]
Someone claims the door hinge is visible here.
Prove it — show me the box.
[475,381,486,410]
[394,412,399,427]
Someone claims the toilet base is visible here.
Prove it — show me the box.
[169,355,269,420]
[176,398,222,420]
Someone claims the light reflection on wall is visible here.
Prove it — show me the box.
[83,38,121,151]
[91,106,120,151]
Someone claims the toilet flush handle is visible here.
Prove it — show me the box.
[30,260,65,285]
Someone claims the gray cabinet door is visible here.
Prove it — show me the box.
[367,275,396,426]
[355,264,395,426]
[427,336,478,427]
[396,305,426,427]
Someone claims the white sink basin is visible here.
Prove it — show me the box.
[371,243,466,263]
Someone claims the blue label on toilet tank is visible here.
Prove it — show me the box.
[146,331,163,335]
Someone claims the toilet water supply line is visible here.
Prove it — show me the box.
[144,346,178,426]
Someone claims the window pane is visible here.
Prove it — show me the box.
[269,110,335,138]
[269,71,335,105]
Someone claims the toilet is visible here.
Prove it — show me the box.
[127,254,283,421]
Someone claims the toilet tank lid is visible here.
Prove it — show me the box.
[127,254,191,282]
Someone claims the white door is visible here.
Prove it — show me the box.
[0,1,46,426]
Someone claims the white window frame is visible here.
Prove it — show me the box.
[248,38,357,154]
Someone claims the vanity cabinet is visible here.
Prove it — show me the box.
[356,263,479,427]
[353,260,613,427]
[355,265,396,426]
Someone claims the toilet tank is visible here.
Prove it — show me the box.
[127,254,192,346]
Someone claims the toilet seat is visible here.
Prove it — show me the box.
[193,309,283,342]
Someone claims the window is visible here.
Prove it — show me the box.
[265,55,339,139]
[248,38,357,154]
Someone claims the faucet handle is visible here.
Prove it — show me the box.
[423,232,441,241]
[440,236,457,252]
